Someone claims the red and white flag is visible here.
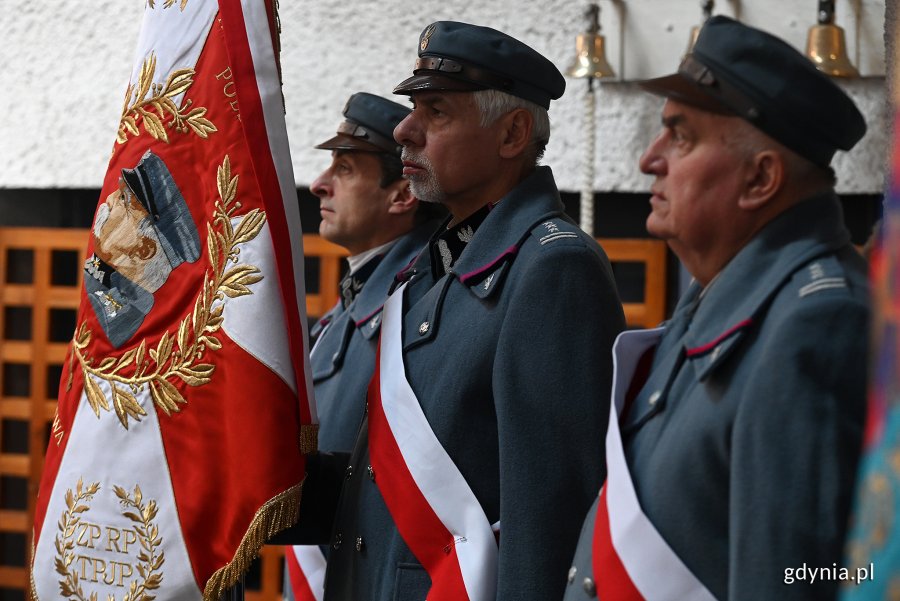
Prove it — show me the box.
[30,1,316,598]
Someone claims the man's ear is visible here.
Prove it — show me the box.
[133,235,158,261]
[738,150,784,211]
[498,108,533,159]
[386,179,417,215]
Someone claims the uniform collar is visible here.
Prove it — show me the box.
[410,166,565,282]
[339,254,383,309]
[347,239,397,275]
[429,204,491,278]
[348,218,441,325]
[681,192,851,350]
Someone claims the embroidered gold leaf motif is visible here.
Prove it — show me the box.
[83,374,110,417]
[147,0,189,11]
[71,155,265,430]
[55,480,164,600]
[118,52,216,145]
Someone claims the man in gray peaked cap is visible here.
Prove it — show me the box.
[279,92,443,601]
[318,21,625,601]
[84,150,201,348]
[564,16,868,601]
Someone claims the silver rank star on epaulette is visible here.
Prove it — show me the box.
[539,221,579,245]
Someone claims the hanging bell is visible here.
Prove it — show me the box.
[806,0,859,77]
[565,4,615,79]
[685,0,715,55]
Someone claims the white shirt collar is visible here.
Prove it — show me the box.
[346,239,398,274]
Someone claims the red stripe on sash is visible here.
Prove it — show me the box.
[367,350,471,601]
[286,550,319,601]
[593,486,645,601]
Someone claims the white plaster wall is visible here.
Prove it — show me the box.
[0,0,890,194]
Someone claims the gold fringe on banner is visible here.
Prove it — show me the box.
[300,423,319,455]
[203,480,304,600]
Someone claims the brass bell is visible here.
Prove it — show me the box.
[806,0,859,77]
[686,0,715,55]
[565,4,615,80]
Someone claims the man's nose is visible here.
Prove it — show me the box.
[394,111,422,149]
[311,171,332,198]
[639,133,667,176]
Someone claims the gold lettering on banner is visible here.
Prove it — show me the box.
[51,410,65,446]
[215,67,241,120]
[70,156,266,429]
[118,52,217,145]
[54,479,164,599]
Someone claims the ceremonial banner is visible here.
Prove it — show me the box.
[30,1,315,599]
[841,17,899,599]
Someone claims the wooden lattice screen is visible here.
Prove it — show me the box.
[0,227,666,600]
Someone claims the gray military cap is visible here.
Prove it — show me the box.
[393,21,565,109]
[640,16,866,167]
[315,92,411,156]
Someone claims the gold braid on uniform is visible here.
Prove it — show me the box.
[203,480,304,600]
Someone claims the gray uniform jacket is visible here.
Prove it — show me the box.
[84,266,154,349]
[322,166,625,601]
[564,193,868,601]
[311,221,439,453]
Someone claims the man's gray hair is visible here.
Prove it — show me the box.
[472,89,551,163]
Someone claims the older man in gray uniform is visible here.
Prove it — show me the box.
[283,92,441,601]
[563,16,868,601]
[310,21,625,601]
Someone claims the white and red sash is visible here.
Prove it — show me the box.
[286,545,326,601]
[368,283,498,601]
[286,331,329,601]
[592,328,716,601]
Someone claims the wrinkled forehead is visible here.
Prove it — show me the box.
[660,98,748,135]
[409,88,478,106]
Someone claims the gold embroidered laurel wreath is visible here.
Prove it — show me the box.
[68,156,265,430]
[146,0,189,9]
[55,479,163,601]
[118,52,216,145]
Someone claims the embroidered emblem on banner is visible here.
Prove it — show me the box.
[55,478,164,599]
[118,52,216,145]
[69,155,266,430]
[147,0,190,10]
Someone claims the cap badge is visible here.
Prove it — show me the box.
[421,24,436,51]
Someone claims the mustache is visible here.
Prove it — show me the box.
[401,149,426,165]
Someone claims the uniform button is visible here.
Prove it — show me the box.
[356,536,365,552]
[648,390,661,406]
[367,465,376,481]
[583,577,597,597]
[333,533,342,550]
[418,321,430,335]
[567,566,577,584]
[345,465,353,480]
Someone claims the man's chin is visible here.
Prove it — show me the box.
[644,218,670,241]
[409,182,445,205]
